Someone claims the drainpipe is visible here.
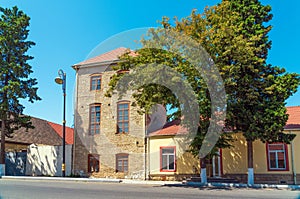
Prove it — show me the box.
[72,67,79,175]
[144,114,148,180]
[148,135,150,180]
[290,131,297,185]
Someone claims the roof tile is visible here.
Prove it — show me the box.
[149,119,187,137]
[6,117,63,146]
[285,106,300,129]
[74,47,136,66]
[48,122,74,144]
[150,106,300,136]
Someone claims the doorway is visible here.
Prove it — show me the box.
[206,149,222,177]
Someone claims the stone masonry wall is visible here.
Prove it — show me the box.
[74,64,146,179]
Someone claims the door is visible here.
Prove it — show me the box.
[212,149,222,177]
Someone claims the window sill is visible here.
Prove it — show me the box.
[267,168,289,172]
[115,132,129,135]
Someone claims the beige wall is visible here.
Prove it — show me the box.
[149,136,199,175]
[290,130,300,175]
[222,133,248,174]
[222,131,300,175]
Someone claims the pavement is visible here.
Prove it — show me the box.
[1,176,300,190]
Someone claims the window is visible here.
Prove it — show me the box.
[89,104,101,135]
[266,143,289,171]
[117,102,129,133]
[116,153,128,172]
[88,154,99,172]
[90,75,101,90]
[160,147,176,172]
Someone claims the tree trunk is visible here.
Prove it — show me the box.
[0,118,5,176]
[200,157,207,184]
[0,119,5,164]
[247,140,254,185]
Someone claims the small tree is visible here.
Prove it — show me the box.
[0,6,41,167]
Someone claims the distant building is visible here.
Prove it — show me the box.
[0,117,74,176]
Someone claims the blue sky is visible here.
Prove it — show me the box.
[0,0,299,127]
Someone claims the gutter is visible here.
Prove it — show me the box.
[72,59,120,69]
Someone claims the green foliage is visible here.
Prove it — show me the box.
[169,0,300,145]
[107,0,300,160]
[0,6,41,137]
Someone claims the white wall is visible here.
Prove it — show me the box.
[26,144,72,176]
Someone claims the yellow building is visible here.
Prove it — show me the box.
[222,106,300,184]
[148,106,300,184]
[148,119,200,181]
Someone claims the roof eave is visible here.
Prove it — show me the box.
[72,59,120,70]
[284,128,300,131]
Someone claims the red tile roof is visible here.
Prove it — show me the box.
[74,47,136,66]
[150,106,300,136]
[149,119,188,137]
[48,122,74,144]
[285,106,300,130]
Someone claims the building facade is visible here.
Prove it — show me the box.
[222,106,300,184]
[72,47,147,179]
[148,106,300,184]
[0,117,74,176]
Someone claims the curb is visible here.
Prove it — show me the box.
[184,181,300,190]
[1,176,122,183]
[121,179,182,185]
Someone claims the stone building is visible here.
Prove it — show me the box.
[72,47,147,179]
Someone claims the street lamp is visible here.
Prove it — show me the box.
[55,69,66,177]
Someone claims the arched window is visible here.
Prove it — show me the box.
[90,74,102,90]
[89,103,101,135]
[116,153,128,172]
[117,101,129,133]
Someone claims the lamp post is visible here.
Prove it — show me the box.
[55,69,66,177]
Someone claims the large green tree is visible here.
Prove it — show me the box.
[164,0,299,185]
[107,0,300,184]
[0,6,41,167]
[106,3,236,184]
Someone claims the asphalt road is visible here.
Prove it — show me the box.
[0,179,299,199]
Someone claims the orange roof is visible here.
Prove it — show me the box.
[149,120,188,137]
[48,122,74,144]
[286,106,300,130]
[74,47,136,66]
[150,106,300,136]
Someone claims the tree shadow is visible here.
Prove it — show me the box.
[161,183,234,191]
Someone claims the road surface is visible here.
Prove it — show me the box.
[0,179,299,199]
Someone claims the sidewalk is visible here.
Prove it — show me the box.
[1,176,300,189]
[1,176,122,183]
[0,176,179,185]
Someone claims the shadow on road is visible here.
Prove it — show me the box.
[161,183,300,192]
[161,184,233,191]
